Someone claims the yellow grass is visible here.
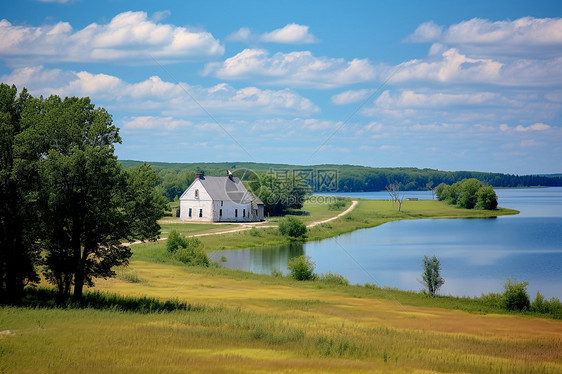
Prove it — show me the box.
[3,257,560,373]
[4,198,551,373]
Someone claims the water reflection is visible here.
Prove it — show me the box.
[209,243,304,275]
[209,188,562,299]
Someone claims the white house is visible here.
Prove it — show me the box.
[179,172,265,222]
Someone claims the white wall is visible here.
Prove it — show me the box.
[179,179,264,222]
[179,180,214,221]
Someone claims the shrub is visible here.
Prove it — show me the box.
[318,272,349,286]
[503,277,530,311]
[278,216,307,238]
[475,186,498,210]
[288,255,316,281]
[166,230,209,266]
[166,230,184,253]
[328,197,350,211]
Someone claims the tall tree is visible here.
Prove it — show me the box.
[420,255,445,297]
[0,84,39,298]
[18,94,165,301]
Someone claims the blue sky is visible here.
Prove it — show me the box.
[1,0,561,174]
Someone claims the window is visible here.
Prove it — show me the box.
[219,209,222,217]
[194,189,199,198]
[243,209,245,217]
[188,208,192,217]
[235,209,238,217]
[221,201,223,206]
[199,209,203,218]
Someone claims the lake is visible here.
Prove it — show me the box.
[209,188,562,300]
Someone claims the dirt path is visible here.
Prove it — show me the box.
[306,200,358,228]
[124,200,358,246]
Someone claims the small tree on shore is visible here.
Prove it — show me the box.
[288,255,316,281]
[386,183,405,212]
[420,255,445,297]
[278,216,307,238]
[503,277,530,311]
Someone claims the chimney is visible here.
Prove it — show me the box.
[195,173,201,179]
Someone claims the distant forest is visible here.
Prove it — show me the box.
[120,160,562,200]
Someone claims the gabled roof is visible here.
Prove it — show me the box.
[183,176,263,204]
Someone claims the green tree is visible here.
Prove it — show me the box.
[475,185,498,210]
[502,277,530,311]
[248,173,310,216]
[288,255,316,281]
[278,216,307,238]
[420,255,445,297]
[457,178,482,209]
[0,84,39,298]
[21,94,165,302]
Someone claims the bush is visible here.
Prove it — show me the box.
[503,278,530,311]
[288,255,316,281]
[318,272,349,286]
[166,230,209,267]
[475,186,498,210]
[166,230,185,253]
[435,179,497,210]
[278,216,307,238]
[328,197,350,211]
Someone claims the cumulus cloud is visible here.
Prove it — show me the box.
[393,48,503,83]
[204,49,377,88]
[404,21,443,42]
[122,116,192,130]
[373,89,499,109]
[260,23,317,44]
[407,17,562,57]
[226,23,317,44]
[0,11,224,65]
[500,123,551,132]
[0,66,319,116]
[331,89,373,105]
[226,27,253,42]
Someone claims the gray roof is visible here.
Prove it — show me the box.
[190,176,263,204]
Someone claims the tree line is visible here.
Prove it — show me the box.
[0,84,165,302]
[120,161,562,199]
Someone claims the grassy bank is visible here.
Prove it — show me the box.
[182,198,518,252]
[5,198,550,373]
[2,261,561,373]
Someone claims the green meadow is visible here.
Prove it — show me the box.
[3,199,561,373]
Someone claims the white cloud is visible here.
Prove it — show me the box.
[407,17,562,57]
[0,11,224,65]
[204,49,377,88]
[373,89,499,109]
[394,48,502,83]
[500,123,551,132]
[226,27,253,42]
[405,21,443,42]
[0,66,319,116]
[122,116,192,129]
[260,23,317,44]
[331,89,373,105]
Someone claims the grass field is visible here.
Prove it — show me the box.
[4,198,559,373]
[2,262,561,373]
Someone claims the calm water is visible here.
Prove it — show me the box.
[209,188,562,299]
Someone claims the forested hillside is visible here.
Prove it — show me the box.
[120,160,562,200]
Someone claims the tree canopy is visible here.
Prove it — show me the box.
[436,178,498,210]
[0,84,166,301]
